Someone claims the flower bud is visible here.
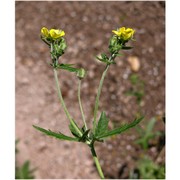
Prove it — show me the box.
[109,36,118,47]
[59,38,67,51]
[52,39,67,59]
[109,36,122,54]
[41,27,49,38]
[76,68,86,79]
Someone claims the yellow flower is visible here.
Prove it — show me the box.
[41,27,49,37]
[112,27,135,41]
[49,29,65,39]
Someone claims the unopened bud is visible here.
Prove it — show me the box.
[76,68,86,79]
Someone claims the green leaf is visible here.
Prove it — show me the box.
[56,63,79,72]
[122,46,133,50]
[146,117,156,135]
[115,53,123,57]
[96,116,144,139]
[16,160,36,179]
[135,117,160,149]
[69,119,82,138]
[79,129,90,142]
[22,161,31,177]
[96,54,115,65]
[98,58,109,64]
[135,125,145,136]
[81,125,86,133]
[95,112,109,137]
[33,125,79,141]
[96,53,108,62]
[101,53,108,60]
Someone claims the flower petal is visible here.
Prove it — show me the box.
[50,29,65,39]
[41,27,49,37]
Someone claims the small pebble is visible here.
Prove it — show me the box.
[127,56,141,72]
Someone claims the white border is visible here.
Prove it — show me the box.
[0,0,15,179]
[2,0,180,179]
[166,0,180,180]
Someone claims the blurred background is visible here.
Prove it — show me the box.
[15,1,165,179]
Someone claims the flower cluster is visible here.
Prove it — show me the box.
[40,27,87,78]
[97,27,135,64]
[41,27,67,65]
[41,27,65,40]
[108,27,135,55]
[112,27,135,41]
[40,26,135,69]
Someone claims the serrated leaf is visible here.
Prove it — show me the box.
[97,57,109,63]
[56,63,79,72]
[79,129,90,142]
[96,116,144,139]
[33,125,78,141]
[69,119,82,138]
[96,54,108,62]
[101,53,108,60]
[96,55,115,65]
[95,112,109,137]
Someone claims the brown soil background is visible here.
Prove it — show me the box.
[15,1,165,179]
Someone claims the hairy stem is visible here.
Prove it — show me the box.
[78,79,88,130]
[90,144,105,179]
[93,64,110,133]
[53,69,82,136]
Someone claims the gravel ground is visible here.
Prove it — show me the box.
[15,1,165,179]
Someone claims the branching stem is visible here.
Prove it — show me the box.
[93,64,110,133]
[53,69,82,136]
[78,79,88,130]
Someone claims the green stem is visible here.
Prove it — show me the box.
[90,144,105,179]
[78,79,88,130]
[50,43,53,59]
[93,64,110,133]
[53,68,82,136]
